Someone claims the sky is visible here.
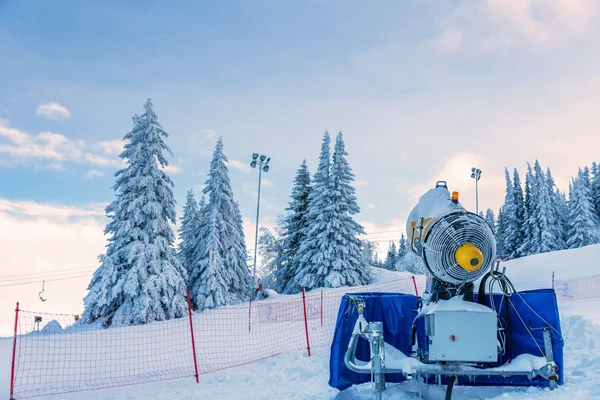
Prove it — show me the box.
[1,0,600,322]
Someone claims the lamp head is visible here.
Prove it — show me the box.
[252,153,259,160]
[260,155,266,162]
[251,161,257,168]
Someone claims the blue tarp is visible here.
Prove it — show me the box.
[329,289,563,391]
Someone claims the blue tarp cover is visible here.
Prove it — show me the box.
[329,289,563,391]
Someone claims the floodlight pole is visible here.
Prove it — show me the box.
[471,167,482,214]
[250,154,270,301]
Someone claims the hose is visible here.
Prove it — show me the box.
[445,375,456,400]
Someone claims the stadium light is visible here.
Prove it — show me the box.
[250,153,270,300]
[471,167,482,214]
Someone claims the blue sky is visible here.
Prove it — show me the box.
[1,0,600,331]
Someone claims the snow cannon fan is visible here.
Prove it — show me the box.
[406,181,496,299]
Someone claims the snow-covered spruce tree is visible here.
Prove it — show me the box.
[285,132,332,293]
[321,131,372,287]
[495,206,505,258]
[545,167,566,250]
[398,251,426,274]
[188,137,250,308]
[178,189,201,284]
[83,99,187,326]
[531,160,560,254]
[278,159,312,293]
[517,163,536,257]
[384,242,398,271]
[484,208,495,232]
[288,131,371,292]
[512,168,526,257]
[398,233,408,260]
[500,168,520,258]
[591,162,600,219]
[566,176,600,248]
[257,227,284,290]
[555,190,569,246]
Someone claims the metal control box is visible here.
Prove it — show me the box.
[425,306,498,363]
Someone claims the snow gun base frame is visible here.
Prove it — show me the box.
[344,311,558,400]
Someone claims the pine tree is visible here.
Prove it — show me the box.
[384,242,398,271]
[546,167,566,250]
[495,206,505,258]
[500,168,520,258]
[532,160,559,254]
[566,176,600,248]
[83,100,187,326]
[484,208,495,232]
[361,240,377,269]
[188,138,250,308]
[398,233,408,260]
[322,131,371,287]
[178,189,200,284]
[517,163,535,257]
[289,131,371,291]
[555,189,569,246]
[285,132,333,293]
[591,162,600,219]
[512,169,526,257]
[257,227,284,290]
[278,160,311,293]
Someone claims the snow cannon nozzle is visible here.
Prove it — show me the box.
[455,243,484,271]
[406,182,497,286]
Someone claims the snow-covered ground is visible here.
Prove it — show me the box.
[3,245,600,399]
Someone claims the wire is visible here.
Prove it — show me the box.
[0,274,93,288]
[0,266,97,280]
[0,267,97,283]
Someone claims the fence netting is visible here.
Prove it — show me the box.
[10,277,415,399]
[10,274,599,399]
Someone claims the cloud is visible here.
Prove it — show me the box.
[435,0,600,52]
[201,129,218,142]
[407,152,505,214]
[161,164,180,174]
[228,159,252,174]
[366,203,376,210]
[261,179,275,188]
[86,169,105,178]
[35,102,71,120]
[0,118,128,170]
[355,180,369,187]
[0,119,85,167]
[91,140,125,156]
[84,152,124,168]
[433,29,463,52]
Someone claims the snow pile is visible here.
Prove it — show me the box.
[40,320,62,334]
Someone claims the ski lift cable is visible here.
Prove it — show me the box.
[0,267,97,283]
[0,266,97,280]
[0,274,93,288]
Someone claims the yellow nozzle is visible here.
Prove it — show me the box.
[455,243,484,271]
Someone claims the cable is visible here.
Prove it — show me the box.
[0,267,97,283]
[0,274,92,288]
[0,266,97,280]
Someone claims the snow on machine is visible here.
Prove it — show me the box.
[329,181,563,399]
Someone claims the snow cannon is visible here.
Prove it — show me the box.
[331,181,563,400]
[406,181,496,301]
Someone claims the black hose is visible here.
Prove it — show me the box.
[477,271,491,305]
[445,375,456,400]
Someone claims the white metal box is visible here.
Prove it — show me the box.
[425,299,498,363]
